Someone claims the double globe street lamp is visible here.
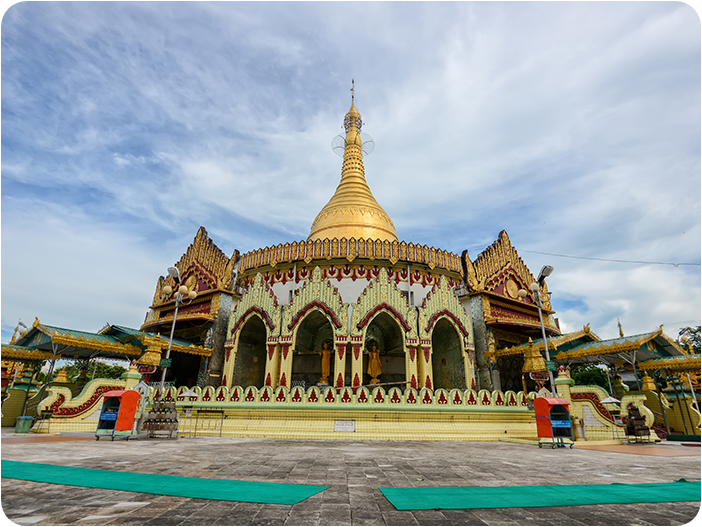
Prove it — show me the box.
[158,266,197,399]
[518,265,555,395]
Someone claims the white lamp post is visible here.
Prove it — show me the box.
[158,266,197,399]
[519,265,555,395]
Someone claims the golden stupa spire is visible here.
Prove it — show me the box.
[308,81,398,242]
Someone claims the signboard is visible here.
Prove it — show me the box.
[544,361,558,372]
[137,365,157,374]
[159,358,172,368]
[530,371,549,382]
[334,420,356,432]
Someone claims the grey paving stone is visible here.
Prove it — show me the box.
[2,435,699,526]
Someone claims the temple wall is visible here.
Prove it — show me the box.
[1,389,28,427]
[160,385,539,442]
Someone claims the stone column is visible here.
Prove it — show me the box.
[470,296,493,390]
[207,293,233,387]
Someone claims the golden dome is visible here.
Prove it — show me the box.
[308,95,398,242]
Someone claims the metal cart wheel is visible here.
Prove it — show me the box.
[538,443,542,448]
[551,444,556,449]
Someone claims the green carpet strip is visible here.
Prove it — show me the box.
[2,460,328,505]
[380,480,701,510]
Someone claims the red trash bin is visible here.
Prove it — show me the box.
[534,397,574,448]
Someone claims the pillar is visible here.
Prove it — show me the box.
[277,341,293,389]
[405,339,419,390]
[221,339,236,388]
[417,339,433,389]
[464,342,476,391]
[350,335,364,388]
[264,339,281,388]
[334,337,348,388]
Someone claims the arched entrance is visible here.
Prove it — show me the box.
[364,312,405,386]
[292,310,334,388]
[431,317,466,390]
[232,316,267,388]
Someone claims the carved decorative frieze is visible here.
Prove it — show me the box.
[239,238,462,276]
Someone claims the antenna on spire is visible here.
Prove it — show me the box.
[350,79,355,102]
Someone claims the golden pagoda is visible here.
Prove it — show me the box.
[308,85,398,242]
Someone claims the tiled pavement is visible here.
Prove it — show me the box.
[1,430,699,526]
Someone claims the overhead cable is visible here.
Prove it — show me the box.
[520,250,700,267]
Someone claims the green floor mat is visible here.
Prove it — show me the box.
[2,460,328,505]
[380,480,701,510]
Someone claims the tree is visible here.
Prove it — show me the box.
[570,364,610,391]
[64,360,127,382]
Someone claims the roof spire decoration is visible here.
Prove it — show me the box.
[308,82,398,242]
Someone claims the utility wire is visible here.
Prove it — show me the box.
[520,249,700,267]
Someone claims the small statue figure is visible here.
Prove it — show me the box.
[319,339,333,384]
[367,340,382,385]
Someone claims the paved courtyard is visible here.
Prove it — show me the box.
[1,430,700,526]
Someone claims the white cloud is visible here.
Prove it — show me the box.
[1,2,699,343]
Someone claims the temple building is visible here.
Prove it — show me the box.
[3,88,698,440]
[140,93,565,396]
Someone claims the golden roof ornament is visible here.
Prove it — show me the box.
[308,81,398,242]
[521,337,547,373]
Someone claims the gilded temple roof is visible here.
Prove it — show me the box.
[308,92,398,243]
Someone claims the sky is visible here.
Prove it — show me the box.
[2,1,700,346]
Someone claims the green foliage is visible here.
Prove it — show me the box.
[64,360,127,382]
[570,364,610,391]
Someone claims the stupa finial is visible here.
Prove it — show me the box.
[308,85,397,242]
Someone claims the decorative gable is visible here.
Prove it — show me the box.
[417,276,472,343]
[351,267,417,339]
[229,273,281,340]
[282,266,349,338]
[464,230,551,310]
[152,227,238,307]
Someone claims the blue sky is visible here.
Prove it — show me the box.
[2,1,700,344]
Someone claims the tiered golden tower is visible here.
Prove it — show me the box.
[308,86,398,242]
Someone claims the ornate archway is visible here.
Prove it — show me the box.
[232,315,267,388]
[431,317,466,390]
[292,309,334,388]
[363,311,406,386]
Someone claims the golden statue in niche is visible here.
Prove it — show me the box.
[367,340,382,385]
[319,339,333,385]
